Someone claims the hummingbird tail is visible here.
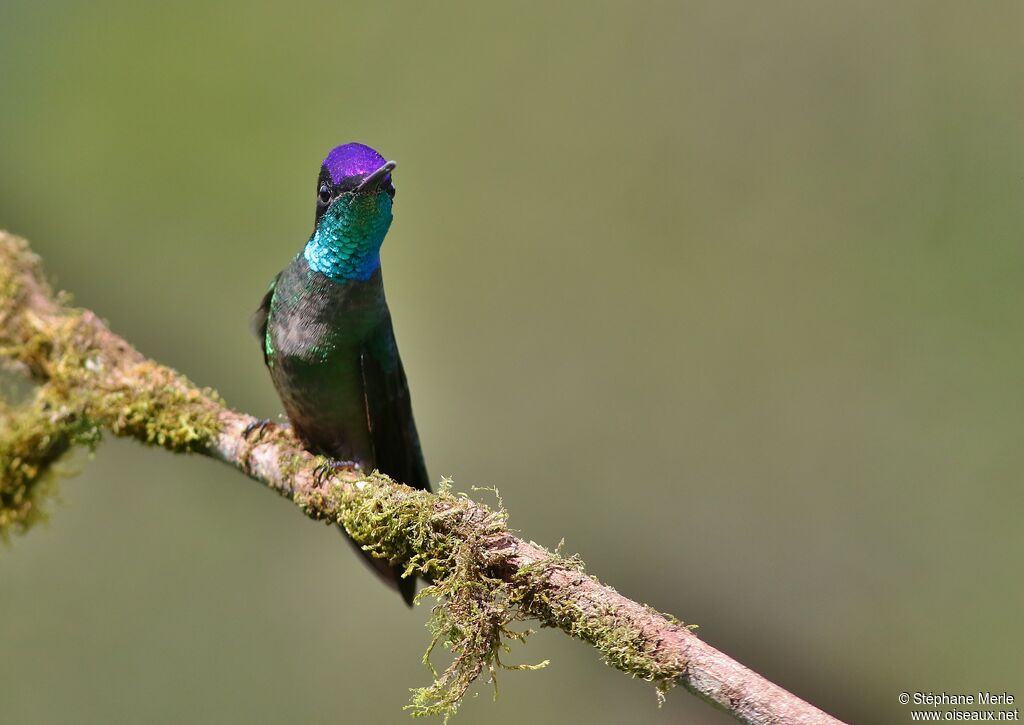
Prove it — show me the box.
[339,525,418,607]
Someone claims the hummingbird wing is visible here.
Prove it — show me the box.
[360,316,431,495]
[360,316,431,606]
[251,273,281,365]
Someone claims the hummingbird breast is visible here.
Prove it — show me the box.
[266,255,388,465]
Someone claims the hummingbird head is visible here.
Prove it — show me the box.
[305,143,397,282]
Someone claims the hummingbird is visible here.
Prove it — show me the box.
[253,142,430,606]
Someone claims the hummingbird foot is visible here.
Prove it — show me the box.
[242,418,279,442]
[312,458,363,487]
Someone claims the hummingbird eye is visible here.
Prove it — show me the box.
[318,184,331,205]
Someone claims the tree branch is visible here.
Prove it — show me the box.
[0,230,843,724]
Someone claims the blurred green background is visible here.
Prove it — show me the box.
[2,2,1022,723]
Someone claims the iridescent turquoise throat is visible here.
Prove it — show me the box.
[304,193,393,282]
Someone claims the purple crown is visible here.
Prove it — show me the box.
[323,142,393,186]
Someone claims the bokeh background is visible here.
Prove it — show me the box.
[2,2,1022,723]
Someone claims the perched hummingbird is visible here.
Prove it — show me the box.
[253,142,430,606]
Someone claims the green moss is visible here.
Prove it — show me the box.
[0,351,225,537]
[533,591,688,694]
[276,451,308,489]
[1,233,222,534]
[0,386,100,537]
[0,234,39,310]
[293,477,546,721]
[296,474,688,721]
[80,362,221,452]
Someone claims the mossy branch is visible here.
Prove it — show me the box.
[0,230,843,725]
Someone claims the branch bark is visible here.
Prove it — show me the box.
[0,230,843,725]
